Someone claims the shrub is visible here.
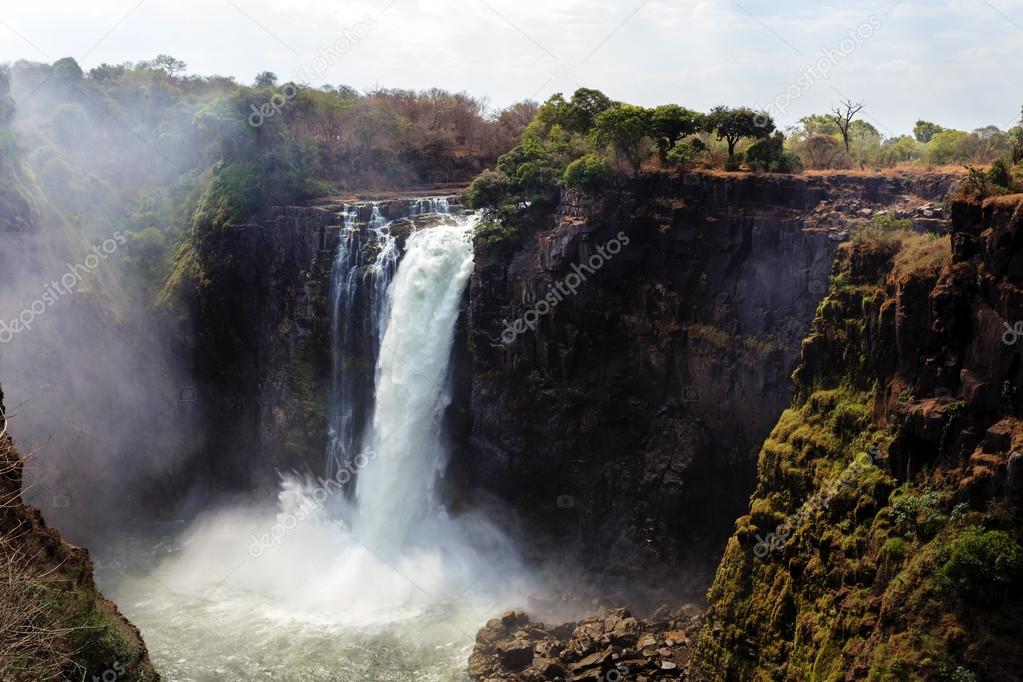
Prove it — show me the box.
[937,526,1023,602]
[562,154,609,193]
[872,213,913,232]
[946,530,1022,595]
[666,138,706,168]
[987,158,1013,189]
[746,132,802,173]
[890,487,947,540]
[724,152,745,172]
[466,168,515,209]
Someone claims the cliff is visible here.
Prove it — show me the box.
[0,386,159,680]
[462,170,958,587]
[692,192,1023,680]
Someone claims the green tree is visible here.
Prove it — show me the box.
[913,120,944,143]
[562,153,609,192]
[151,54,187,75]
[565,88,614,133]
[705,106,774,158]
[51,57,83,81]
[591,104,651,171]
[925,129,968,165]
[650,104,704,158]
[254,71,279,88]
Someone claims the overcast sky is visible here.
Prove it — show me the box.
[1,0,1021,135]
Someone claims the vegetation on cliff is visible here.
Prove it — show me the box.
[0,390,158,681]
[694,194,1023,680]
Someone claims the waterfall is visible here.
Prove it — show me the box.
[325,200,449,479]
[354,218,476,550]
[115,198,529,678]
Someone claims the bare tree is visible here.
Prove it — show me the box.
[830,99,864,154]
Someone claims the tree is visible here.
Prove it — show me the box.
[746,132,801,173]
[803,134,842,169]
[591,104,651,171]
[151,54,187,75]
[565,88,614,133]
[913,120,944,143]
[254,71,279,88]
[51,57,83,82]
[1012,106,1023,164]
[705,106,774,158]
[829,99,864,154]
[650,104,704,158]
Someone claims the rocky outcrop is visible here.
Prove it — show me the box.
[0,386,158,680]
[692,192,1022,680]
[468,606,704,681]
[462,170,959,584]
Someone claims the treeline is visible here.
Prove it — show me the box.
[468,88,1023,217]
[1,55,536,301]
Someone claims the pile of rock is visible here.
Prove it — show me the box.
[467,605,704,681]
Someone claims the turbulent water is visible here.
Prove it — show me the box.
[103,206,531,681]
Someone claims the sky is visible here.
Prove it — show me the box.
[1,0,1021,135]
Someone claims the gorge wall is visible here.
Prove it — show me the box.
[462,171,957,586]
[691,191,1023,681]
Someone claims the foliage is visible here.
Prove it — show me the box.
[936,526,1023,603]
[746,132,802,173]
[705,106,774,158]
[590,104,651,171]
[890,487,947,540]
[562,153,609,192]
[872,213,913,232]
[914,120,945,143]
[665,138,706,168]
[649,104,704,158]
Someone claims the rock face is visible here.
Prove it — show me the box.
[462,171,958,582]
[693,192,1023,679]
[0,386,159,680]
[468,606,704,681]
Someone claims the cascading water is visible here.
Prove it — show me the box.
[102,200,531,681]
[355,219,476,550]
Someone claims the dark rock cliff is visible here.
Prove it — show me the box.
[692,193,1022,680]
[462,171,958,587]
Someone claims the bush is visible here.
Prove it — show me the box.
[466,168,515,209]
[665,138,706,168]
[724,152,745,172]
[987,158,1013,189]
[890,487,946,540]
[562,154,609,193]
[746,132,802,173]
[872,213,913,232]
[937,526,1023,602]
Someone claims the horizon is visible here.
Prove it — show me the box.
[2,0,1022,137]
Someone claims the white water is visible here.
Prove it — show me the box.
[356,221,476,550]
[104,210,531,681]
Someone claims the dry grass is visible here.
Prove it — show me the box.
[892,232,952,280]
[0,434,80,682]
